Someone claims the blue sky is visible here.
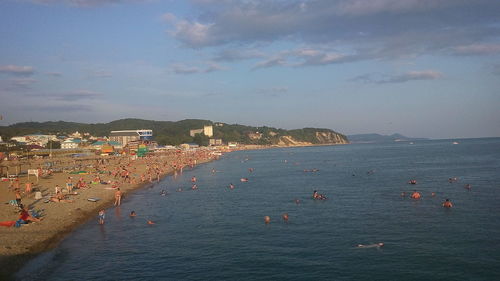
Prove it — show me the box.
[0,0,499,139]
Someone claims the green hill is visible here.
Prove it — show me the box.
[0,119,348,146]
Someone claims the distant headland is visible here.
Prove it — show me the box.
[0,118,348,147]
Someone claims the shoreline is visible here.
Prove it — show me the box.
[0,151,217,280]
[0,143,347,279]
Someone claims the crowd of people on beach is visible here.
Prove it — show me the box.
[1,149,219,230]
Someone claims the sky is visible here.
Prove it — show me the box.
[0,0,499,139]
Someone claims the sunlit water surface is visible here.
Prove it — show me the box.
[16,138,500,281]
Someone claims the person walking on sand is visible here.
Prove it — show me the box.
[114,188,122,206]
[25,182,33,194]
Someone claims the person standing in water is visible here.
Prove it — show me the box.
[114,188,122,206]
[98,210,105,225]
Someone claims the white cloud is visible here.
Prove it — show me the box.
[24,0,148,8]
[26,90,102,101]
[251,47,359,69]
[351,70,443,84]
[335,0,446,16]
[88,70,113,78]
[168,20,215,47]
[452,43,500,56]
[214,48,265,62]
[252,57,287,70]
[0,65,35,76]
[46,72,62,77]
[164,0,500,66]
[171,62,224,74]
[0,77,37,90]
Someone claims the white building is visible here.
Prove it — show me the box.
[203,126,213,137]
[190,125,213,137]
[61,139,81,149]
[11,136,27,143]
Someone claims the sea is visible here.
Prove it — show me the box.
[15,138,500,281]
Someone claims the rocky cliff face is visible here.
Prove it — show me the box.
[315,131,349,144]
[277,131,349,146]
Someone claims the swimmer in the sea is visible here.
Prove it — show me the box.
[282,213,289,222]
[312,190,327,200]
[442,198,453,208]
[229,183,235,190]
[147,220,155,225]
[160,190,167,196]
[130,211,136,217]
[357,243,384,249]
[264,216,271,224]
[410,190,421,199]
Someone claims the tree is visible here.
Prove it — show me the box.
[193,134,209,146]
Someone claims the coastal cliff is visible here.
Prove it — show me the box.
[0,119,349,147]
[276,130,349,146]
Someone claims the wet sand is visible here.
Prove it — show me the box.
[0,150,219,279]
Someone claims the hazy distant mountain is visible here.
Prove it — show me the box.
[347,133,427,143]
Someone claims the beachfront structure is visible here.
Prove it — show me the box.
[10,136,27,143]
[10,134,58,146]
[61,139,81,149]
[180,143,199,149]
[189,125,213,137]
[109,129,153,147]
[209,139,223,146]
[91,141,123,150]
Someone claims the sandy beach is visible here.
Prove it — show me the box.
[0,149,220,279]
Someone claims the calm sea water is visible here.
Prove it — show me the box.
[16,138,500,281]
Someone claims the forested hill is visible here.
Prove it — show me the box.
[0,118,349,146]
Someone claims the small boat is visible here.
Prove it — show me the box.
[452,142,459,145]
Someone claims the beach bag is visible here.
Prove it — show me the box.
[35,192,43,199]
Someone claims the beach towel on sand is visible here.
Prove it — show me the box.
[0,221,16,227]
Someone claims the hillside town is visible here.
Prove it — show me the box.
[0,125,240,161]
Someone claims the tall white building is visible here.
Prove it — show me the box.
[203,126,213,137]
